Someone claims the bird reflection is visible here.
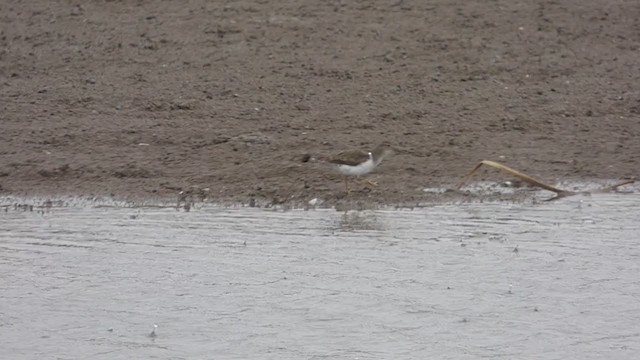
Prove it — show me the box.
[336,210,385,232]
[148,324,158,339]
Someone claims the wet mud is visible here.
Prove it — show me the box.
[1,1,640,205]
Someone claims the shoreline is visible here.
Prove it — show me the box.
[1,178,636,211]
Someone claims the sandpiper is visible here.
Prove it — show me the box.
[328,143,393,192]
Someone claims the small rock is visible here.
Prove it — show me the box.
[170,100,193,110]
[235,133,272,144]
[70,5,83,16]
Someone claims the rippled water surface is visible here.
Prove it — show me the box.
[2,194,640,359]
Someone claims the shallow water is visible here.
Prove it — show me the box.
[1,194,639,359]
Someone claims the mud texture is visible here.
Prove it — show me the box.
[1,0,639,205]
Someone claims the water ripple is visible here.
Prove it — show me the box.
[1,194,639,359]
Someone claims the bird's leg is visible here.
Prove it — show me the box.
[344,176,352,194]
[355,178,378,187]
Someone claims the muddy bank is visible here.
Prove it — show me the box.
[1,0,639,205]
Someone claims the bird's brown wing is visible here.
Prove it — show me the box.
[328,149,370,166]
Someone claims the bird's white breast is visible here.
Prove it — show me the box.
[336,156,376,176]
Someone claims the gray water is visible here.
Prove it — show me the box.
[1,194,639,359]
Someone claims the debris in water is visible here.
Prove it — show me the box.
[456,160,635,200]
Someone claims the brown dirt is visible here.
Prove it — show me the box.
[1,0,639,206]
